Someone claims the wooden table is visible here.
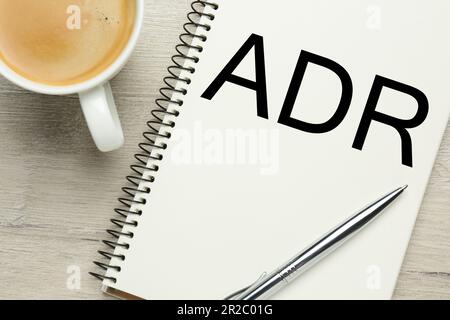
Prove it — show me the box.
[0,0,448,299]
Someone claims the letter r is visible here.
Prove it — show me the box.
[352,75,429,167]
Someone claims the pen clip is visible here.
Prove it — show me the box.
[223,272,267,300]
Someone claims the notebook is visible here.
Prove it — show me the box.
[92,0,450,299]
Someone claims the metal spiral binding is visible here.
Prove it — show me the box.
[90,0,219,284]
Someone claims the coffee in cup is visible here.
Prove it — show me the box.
[0,0,136,86]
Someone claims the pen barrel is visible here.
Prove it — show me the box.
[278,186,406,284]
[277,233,347,283]
[237,273,287,300]
[234,186,406,300]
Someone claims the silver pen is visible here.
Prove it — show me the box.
[226,185,408,300]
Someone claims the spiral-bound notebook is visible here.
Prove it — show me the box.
[92,0,450,299]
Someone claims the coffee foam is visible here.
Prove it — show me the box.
[0,0,136,86]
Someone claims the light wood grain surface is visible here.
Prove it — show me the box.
[0,0,448,300]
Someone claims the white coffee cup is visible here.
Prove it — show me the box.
[0,0,144,152]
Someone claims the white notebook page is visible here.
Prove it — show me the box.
[105,0,450,299]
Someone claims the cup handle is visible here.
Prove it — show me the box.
[78,82,124,152]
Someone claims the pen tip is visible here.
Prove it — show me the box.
[400,185,408,191]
